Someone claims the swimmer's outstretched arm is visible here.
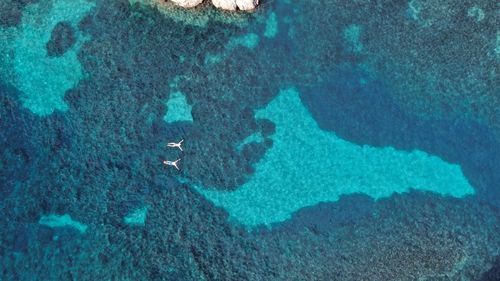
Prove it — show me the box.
[173,159,181,170]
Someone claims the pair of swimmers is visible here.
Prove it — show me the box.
[163,139,183,170]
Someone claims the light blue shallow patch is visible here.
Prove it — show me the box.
[407,0,421,21]
[227,33,260,49]
[264,12,278,38]
[205,33,260,65]
[495,31,500,58]
[123,206,149,226]
[343,24,363,53]
[204,53,223,65]
[196,88,475,227]
[236,132,264,151]
[5,0,94,116]
[164,91,193,123]
[39,214,88,233]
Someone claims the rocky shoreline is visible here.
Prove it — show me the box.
[170,0,258,11]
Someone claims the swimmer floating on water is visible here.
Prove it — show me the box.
[167,139,183,151]
[163,159,181,170]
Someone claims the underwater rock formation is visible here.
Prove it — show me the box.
[46,21,76,57]
[0,0,38,27]
[169,0,258,11]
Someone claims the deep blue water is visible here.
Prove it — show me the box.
[1,0,499,280]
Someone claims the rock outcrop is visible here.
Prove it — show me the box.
[233,0,258,10]
[170,0,204,8]
[211,0,237,10]
[169,0,258,11]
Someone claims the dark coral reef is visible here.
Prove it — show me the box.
[46,21,76,57]
[0,0,38,27]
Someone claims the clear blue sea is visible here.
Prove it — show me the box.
[1,0,499,280]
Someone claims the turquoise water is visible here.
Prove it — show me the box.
[1,0,93,115]
[164,91,193,123]
[1,0,499,280]
[197,88,474,227]
[38,214,88,234]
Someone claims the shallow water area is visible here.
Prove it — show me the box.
[197,88,475,227]
[1,0,499,280]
